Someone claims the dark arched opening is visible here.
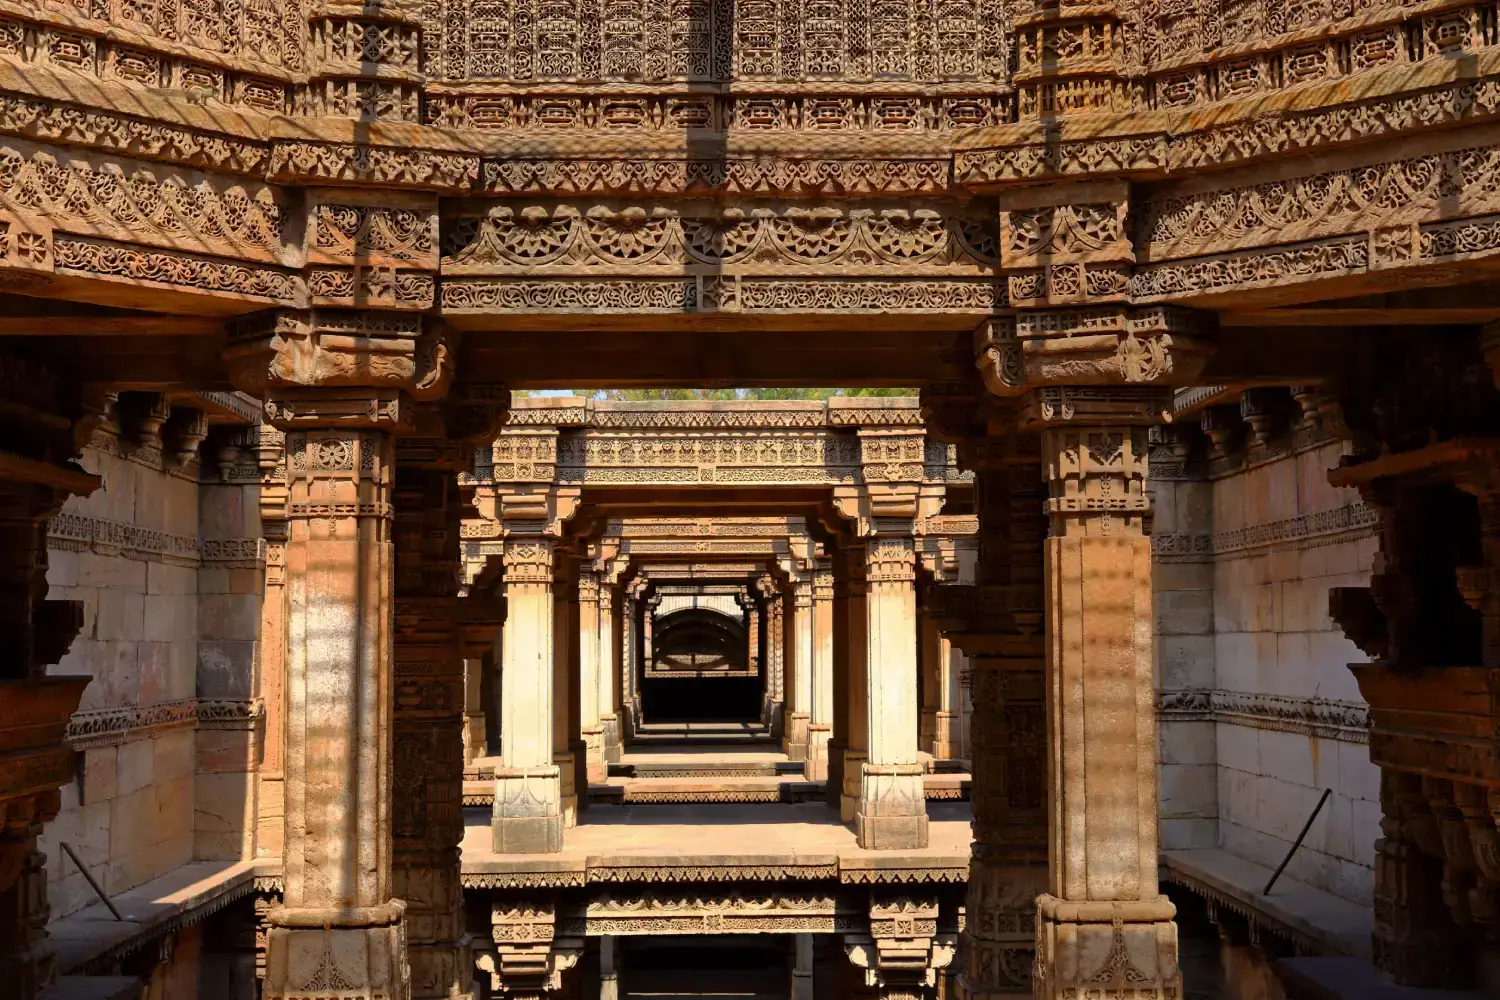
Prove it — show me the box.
[640,607,760,723]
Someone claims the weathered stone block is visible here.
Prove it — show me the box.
[94,589,145,642]
[196,640,257,699]
[855,764,928,850]
[197,593,260,641]
[491,767,563,854]
[83,747,118,804]
[77,553,147,593]
[115,738,155,797]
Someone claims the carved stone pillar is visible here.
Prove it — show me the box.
[1029,389,1180,1000]
[621,582,644,740]
[858,537,927,851]
[391,463,471,1000]
[492,539,563,854]
[807,563,835,782]
[948,456,1049,1000]
[555,566,583,826]
[785,575,813,761]
[577,569,605,782]
[762,583,786,738]
[597,576,622,765]
[225,309,458,1000]
[839,549,869,823]
[463,657,486,765]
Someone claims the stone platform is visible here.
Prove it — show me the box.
[460,801,973,886]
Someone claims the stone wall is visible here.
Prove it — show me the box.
[1155,435,1383,906]
[39,434,202,918]
[35,413,265,919]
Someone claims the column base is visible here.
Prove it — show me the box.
[491,766,564,854]
[763,697,784,740]
[1032,895,1180,1000]
[263,902,411,1000]
[930,712,962,762]
[855,763,928,850]
[840,750,866,824]
[409,936,476,1000]
[825,739,847,808]
[805,725,832,782]
[582,725,606,783]
[601,714,622,764]
[784,712,810,761]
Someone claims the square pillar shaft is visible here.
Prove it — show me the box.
[491,539,563,855]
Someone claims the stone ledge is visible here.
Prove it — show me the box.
[1276,956,1491,1000]
[1162,848,1371,960]
[49,860,256,975]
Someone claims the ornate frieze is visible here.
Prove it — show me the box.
[1158,689,1370,744]
[48,512,201,567]
[1152,501,1378,562]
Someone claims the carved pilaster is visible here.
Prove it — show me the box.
[858,536,927,851]
[256,425,290,860]
[492,539,564,855]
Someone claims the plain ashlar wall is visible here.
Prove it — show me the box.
[37,438,265,918]
[39,443,201,918]
[1154,439,1382,906]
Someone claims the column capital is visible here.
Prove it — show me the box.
[223,309,455,430]
[502,538,555,585]
[865,536,917,585]
[976,308,1214,400]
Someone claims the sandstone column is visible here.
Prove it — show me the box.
[577,569,605,782]
[857,537,927,850]
[597,574,622,764]
[621,582,643,739]
[933,635,965,761]
[806,563,835,781]
[784,575,813,760]
[271,427,407,996]
[919,609,942,758]
[225,309,459,1000]
[492,539,563,853]
[391,463,472,1000]
[1030,391,1180,999]
[944,454,1050,999]
[838,549,869,822]
[761,580,786,737]
[791,933,814,1000]
[556,565,583,825]
[462,657,486,765]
